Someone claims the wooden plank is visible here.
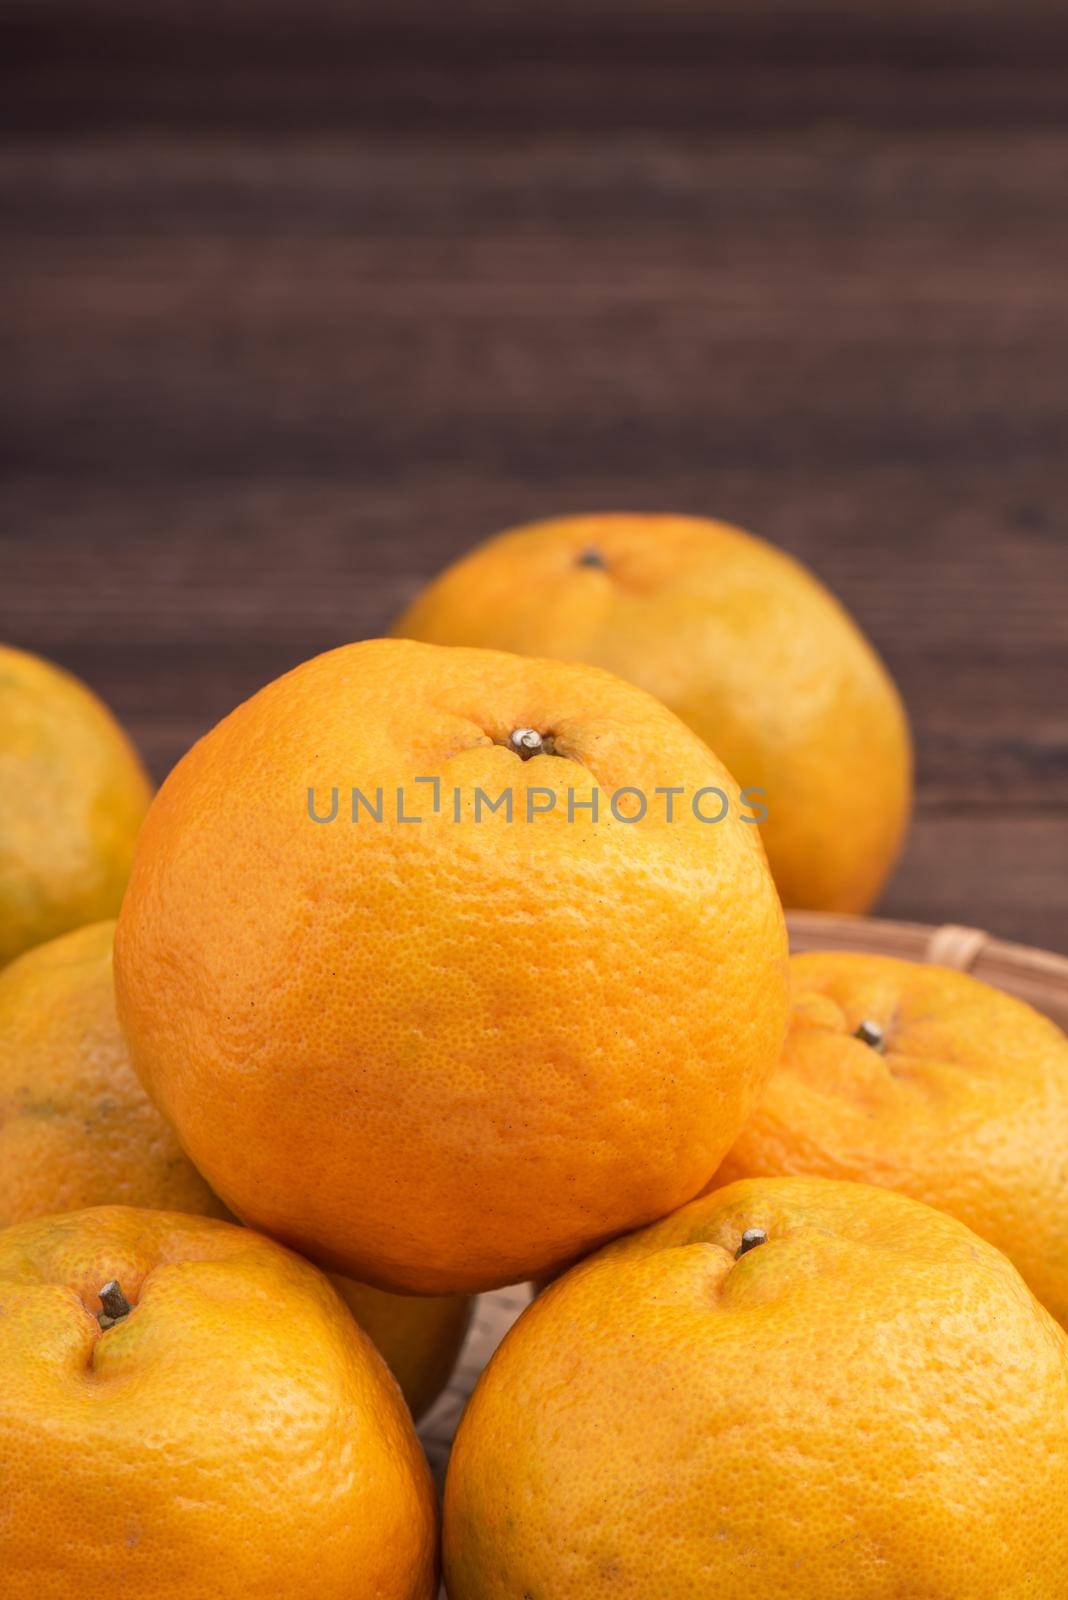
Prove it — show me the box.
[5,0,1068,135]
[1,11,1065,951]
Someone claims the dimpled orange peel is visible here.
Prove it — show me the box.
[716,949,1068,1326]
[114,638,788,1293]
[0,1206,438,1599]
[0,920,471,1418]
[393,513,912,913]
[444,1176,1068,1600]
[0,643,151,965]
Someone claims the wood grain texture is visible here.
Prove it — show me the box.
[1,1,1065,949]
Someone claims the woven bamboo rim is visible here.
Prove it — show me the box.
[421,911,1068,1523]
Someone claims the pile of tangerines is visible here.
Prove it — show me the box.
[1,515,1065,1598]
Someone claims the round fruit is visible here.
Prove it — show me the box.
[393,514,912,913]
[0,644,151,966]
[114,638,788,1293]
[335,1278,472,1422]
[0,1206,438,1599]
[0,921,470,1418]
[0,922,225,1221]
[444,1176,1068,1600]
[715,949,1068,1326]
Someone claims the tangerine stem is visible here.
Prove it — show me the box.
[509,728,546,759]
[97,1279,132,1330]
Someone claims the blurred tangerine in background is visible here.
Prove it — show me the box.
[395,513,913,914]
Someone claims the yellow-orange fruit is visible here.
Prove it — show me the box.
[0,921,470,1418]
[445,1176,1068,1600]
[115,639,788,1293]
[715,949,1068,1325]
[0,643,151,965]
[394,514,912,912]
[334,1278,472,1422]
[0,1206,438,1599]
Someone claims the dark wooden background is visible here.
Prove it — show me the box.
[2,0,1065,949]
